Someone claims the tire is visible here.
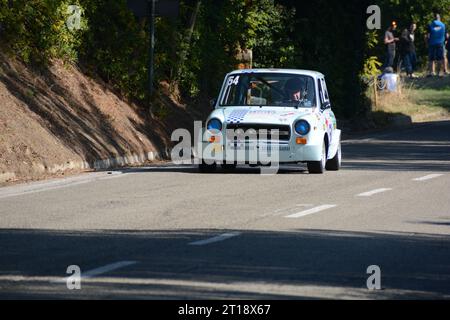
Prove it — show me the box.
[221,163,237,172]
[199,160,217,173]
[326,142,341,171]
[307,141,327,174]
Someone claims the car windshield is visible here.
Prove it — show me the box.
[219,73,316,108]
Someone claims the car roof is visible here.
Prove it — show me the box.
[228,68,325,78]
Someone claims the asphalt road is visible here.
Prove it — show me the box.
[0,121,449,299]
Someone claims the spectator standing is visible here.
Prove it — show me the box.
[401,23,418,78]
[427,13,447,77]
[384,21,399,69]
[235,42,253,70]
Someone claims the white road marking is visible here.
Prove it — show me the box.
[413,174,444,182]
[80,261,138,278]
[357,188,392,197]
[285,205,337,219]
[0,172,125,199]
[0,180,91,200]
[274,204,313,214]
[51,261,138,283]
[189,232,241,246]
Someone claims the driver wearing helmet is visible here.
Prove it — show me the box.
[284,77,304,102]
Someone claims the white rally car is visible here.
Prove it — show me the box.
[198,69,341,174]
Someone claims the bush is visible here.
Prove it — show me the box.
[80,0,148,100]
[0,0,86,64]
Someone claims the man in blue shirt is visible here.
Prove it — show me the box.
[427,14,447,77]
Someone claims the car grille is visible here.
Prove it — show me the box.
[226,123,291,141]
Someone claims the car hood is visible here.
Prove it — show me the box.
[216,106,314,126]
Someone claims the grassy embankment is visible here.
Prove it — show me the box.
[370,75,450,126]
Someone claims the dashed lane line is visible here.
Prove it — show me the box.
[189,232,241,246]
[285,205,337,219]
[357,188,392,197]
[413,174,444,182]
[50,261,138,283]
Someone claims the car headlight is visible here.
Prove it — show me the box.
[294,120,311,136]
[207,118,222,132]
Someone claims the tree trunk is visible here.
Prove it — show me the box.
[176,0,201,78]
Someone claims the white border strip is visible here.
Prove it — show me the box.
[0,151,163,184]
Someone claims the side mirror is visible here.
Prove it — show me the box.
[210,98,218,109]
[320,102,331,111]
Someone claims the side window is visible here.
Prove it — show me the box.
[318,79,325,105]
[321,79,330,102]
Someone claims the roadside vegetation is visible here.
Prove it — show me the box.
[368,76,450,127]
[1,0,450,184]
[2,0,449,121]
[0,0,444,118]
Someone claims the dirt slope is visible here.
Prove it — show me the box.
[0,52,194,184]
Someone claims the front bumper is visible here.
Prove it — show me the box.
[198,140,323,164]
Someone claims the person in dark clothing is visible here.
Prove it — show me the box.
[401,23,417,78]
[284,77,304,102]
[383,21,399,69]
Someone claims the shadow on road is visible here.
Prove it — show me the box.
[0,228,449,299]
[117,121,450,175]
[342,121,450,172]
[120,164,308,175]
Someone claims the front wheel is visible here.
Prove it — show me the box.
[326,142,341,171]
[199,160,217,173]
[221,163,237,172]
[307,142,327,174]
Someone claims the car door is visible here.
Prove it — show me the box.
[318,78,335,146]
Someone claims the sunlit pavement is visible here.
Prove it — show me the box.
[0,121,449,299]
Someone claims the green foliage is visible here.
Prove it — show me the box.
[80,0,148,100]
[362,31,383,78]
[280,0,372,118]
[366,30,379,50]
[243,1,296,68]
[165,0,295,100]
[0,0,86,64]
[363,56,383,77]
[2,0,447,119]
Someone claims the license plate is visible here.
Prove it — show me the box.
[258,145,290,152]
[228,144,290,152]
